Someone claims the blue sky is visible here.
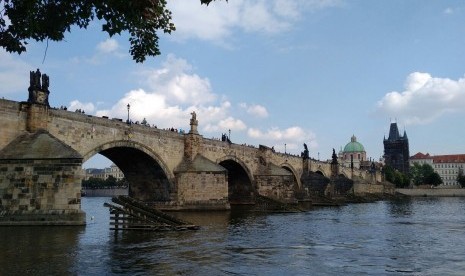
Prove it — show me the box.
[2,0,465,168]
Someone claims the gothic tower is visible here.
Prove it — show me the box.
[383,122,410,174]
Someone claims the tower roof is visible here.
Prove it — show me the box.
[386,122,407,141]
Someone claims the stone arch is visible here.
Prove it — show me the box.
[314,170,326,178]
[216,155,255,184]
[280,163,301,188]
[217,155,255,204]
[82,140,173,180]
[82,140,174,202]
[339,171,349,178]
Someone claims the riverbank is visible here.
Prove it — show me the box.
[82,188,128,197]
[396,188,465,197]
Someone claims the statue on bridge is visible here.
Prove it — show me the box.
[331,148,338,165]
[301,143,309,160]
[28,69,50,107]
[189,110,199,134]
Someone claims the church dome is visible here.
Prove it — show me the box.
[343,135,365,153]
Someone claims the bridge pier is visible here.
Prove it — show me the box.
[0,130,85,225]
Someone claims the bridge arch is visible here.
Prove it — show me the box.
[314,170,327,178]
[217,155,255,204]
[83,140,174,202]
[280,163,301,188]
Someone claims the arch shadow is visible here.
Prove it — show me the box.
[83,140,174,202]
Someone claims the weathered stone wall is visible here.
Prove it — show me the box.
[353,182,395,195]
[256,175,296,203]
[0,158,85,225]
[176,171,229,210]
[0,100,27,149]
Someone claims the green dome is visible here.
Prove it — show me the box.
[343,135,365,153]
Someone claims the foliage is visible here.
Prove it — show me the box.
[410,163,443,187]
[457,169,465,188]
[384,165,410,188]
[82,176,128,189]
[1,0,222,62]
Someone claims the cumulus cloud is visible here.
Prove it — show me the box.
[247,126,317,152]
[69,100,95,113]
[240,103,269,118]
[90,55,231,130]
[376,72,465,125]
[168,0,342,44]
[138,54,216,105]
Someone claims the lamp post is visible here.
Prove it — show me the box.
[285,143,287,154]
[318,152,320,161]
[228,129,231,140]
[127,103,130,124]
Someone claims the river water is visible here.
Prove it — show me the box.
[1,197,465,275]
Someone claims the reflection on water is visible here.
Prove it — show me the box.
[1,197,465,275]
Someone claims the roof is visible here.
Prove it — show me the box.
[174,154,227,173]
[410,152,432,160]
[0,129,82,160]
[385,122,407,141]
[343,135,365,153]
[433,154,465,163]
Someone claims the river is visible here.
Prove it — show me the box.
[1,196,465,275]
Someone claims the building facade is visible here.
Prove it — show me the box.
[338,135,367,169]
[383,122,410,174]
[84,163,124,181]
[410,153,465,187]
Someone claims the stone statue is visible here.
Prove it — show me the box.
[189,110,199,134]
[331,148,338,165]
[302,143,309,160]
[27,69,50,107]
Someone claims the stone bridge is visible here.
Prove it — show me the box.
[0,86,386,225]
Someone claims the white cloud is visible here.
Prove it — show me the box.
[376,72,465,125]
[68,100,95,113]
[247,126,318,153]
[92,55,232,130]
[168,0,343,44]
[96,39,120,54]
[138,54,216,105]
[0,50,32,95]
[240,103,269,118]
[72,38,125,64]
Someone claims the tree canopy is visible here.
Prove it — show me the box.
[0,0,221,62]
[457,169,465,188]
[410,163,443,187]
[384,165,410,188]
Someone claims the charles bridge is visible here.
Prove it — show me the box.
[0,71,391,225]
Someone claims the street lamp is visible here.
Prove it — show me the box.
[127,103,130,124]
[318,152,320,161]
[285,143,287,154]
[228,129,231,140]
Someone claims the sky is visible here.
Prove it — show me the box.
[1,0,465,168]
